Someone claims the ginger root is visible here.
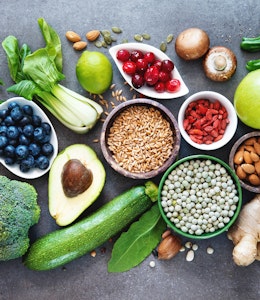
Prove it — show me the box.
[227,194,260,266]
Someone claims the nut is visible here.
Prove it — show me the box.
[248,174,260,186]
[66,30,81,42]
[255,160,260,175]
[86,30,100,41]
[157,234,182,260]
[233,150,244,165]
[241,163,255,174]
[236,165,247,180]
[254,141,260,155]
[73,41,87,51]
[243,151,253,164]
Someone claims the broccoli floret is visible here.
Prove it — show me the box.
[0,175,40,261]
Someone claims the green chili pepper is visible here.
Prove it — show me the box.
[246,59,260,71]
[240,35,260,52]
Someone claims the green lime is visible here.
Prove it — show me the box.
[234,69,260,129]
[76,51,113,94]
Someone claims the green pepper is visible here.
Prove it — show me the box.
[246,59,260,71]
[240,35,260,52]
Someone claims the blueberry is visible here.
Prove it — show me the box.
[22,104,33,116]
[4,157,15,165]
[23,124,34,138]
[7,126,20,139]
[19,115,32,127]
[15,145,29,159]
[8,139,19,146]
[19,134,30,145]
[20,155,35,172]
[28,143,41,157]
[10,106,23,122]
[0,125,7,136]
[36,155,49,170]
[33,127,46,143]
[32,115,42,127]
[41,122,51,135]
[42,143,54,156]
[0,108,9,120]
[7,101,19,111]
[4,145,16,157]
[4,116,15,126]
[0,136,8,149]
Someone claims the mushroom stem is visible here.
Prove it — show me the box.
[214,55,227,71]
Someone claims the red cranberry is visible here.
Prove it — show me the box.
[116,49,130,62]
[144,66,159,86]
[130,50,144,62]
[144,52,155,64]
[154,82,166,93]
[152,60,162,71]
[165,79,181,93]
[136,58,149,73]
[122,61,136,75]
[132,73,145,88]
[158,71,171,82]
[161,59,174,73]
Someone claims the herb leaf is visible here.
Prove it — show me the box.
[108,204,166,273]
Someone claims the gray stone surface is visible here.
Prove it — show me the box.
[0,0,259,299]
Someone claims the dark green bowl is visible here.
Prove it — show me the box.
[158,155,242,239]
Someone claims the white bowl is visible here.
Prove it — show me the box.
[109,43,189,99]
[178,91,238,150]
[0,97,58,179]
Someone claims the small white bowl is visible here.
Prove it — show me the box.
[178,91,238,150]
[109,42,189,99]
[0,97,58,179]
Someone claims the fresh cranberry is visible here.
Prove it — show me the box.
[161,59,174,73]
[122,61,136,75]
[136,58,149,73]
[152,59,162,71]
[165,79,181,93]
[130,50,144,62]
[116,49,130,62]
[144,66,159,86]
[144,52,155,64]
[154,82,165,93]
[158,71,171,82]
[132,73,145,88]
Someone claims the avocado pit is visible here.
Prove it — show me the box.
[61,159,93,197]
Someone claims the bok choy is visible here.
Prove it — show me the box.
[2,18,103,134]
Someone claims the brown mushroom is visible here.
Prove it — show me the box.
[203,46,237,81]
[175,28,210,60]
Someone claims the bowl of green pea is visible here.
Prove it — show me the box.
[158,155,242,239]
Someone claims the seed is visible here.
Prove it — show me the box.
[104,34,112,45]
[134,34,143,42]
[149,260,156,268]
[142,33,151,40]
[121,38,129,43]
[111,27,122,34]
[206,247,214,254]
[160,42,167,52]
[94,40,103,48]
[73,41,87,51]
[102,41,108,48]
[166,33,174,43]
[101,30,110,36]
[186,249,195,262]
[65,31,81,42]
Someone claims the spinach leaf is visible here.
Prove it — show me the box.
[108,204,166,273]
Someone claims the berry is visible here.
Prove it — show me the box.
[22,104,33,115]
[36,155,50,170]
[165,79,181,93]
[154,82,166,93]
[136,58,149,73]
[122,61,136,75]
[144,52,155,64]
[132,73,145,89]
[130,50,144,62]
[144,66,159,86]
[23,124,34,138]
[152,60,162,71]
[42,143,54,156]
[10,106,23,122]
[7,126,20,140]
[158,71,171,82]
[116,49,130,62]
[161,59,174,73]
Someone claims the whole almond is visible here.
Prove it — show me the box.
[245,137,257,146]
[73,41,87,51]
[248,174,260,186]
[86,30,100,41]
[244,145,255,153]
[241,163,255,174]
[236,165,247,180]
[254,141,260,155]
[233,150,244,165]
[66,31,81,42]
[243,151,253,164]
[250,151,260,162]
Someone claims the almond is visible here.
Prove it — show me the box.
[241,163,255,174]
[86,30,100,41]
[255,160,260,175]
[243,150,253,164]
[66,31,81,42]
[250,151,260,162]
[73,41,87,51]
[233,150,244,165]
[248,174,260,186]
[254,141,260,155]
[236,165,247,180]
[244,137,257,146]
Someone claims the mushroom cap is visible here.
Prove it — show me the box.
[175,28,210,60]
[203,46,237,81]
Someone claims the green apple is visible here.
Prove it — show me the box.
[234,69,260,129]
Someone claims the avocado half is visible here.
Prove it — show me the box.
[48,144,106,226]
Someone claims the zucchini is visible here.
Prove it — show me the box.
[24,181,158,270]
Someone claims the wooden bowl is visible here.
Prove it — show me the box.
[229,131,260,193]
[100,99,181,179]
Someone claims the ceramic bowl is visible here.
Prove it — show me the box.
[178,91,238,150]
[109,42,189,99]
[100,98,181,179]
[0,97,58,179]
[158,155,242,239]
[229,131,260,193]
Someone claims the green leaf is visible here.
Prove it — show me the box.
[108,204,166,273]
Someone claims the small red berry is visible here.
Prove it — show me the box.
[132,73,145,88]
[165,79,181,93]
[116,49,130,62]
[154,81,166,93]
[130,50,144,62]
[122,61,136,75]
[161,59,174,73]
[158,71,171,82]
[152,60,162,71]
[144,52,155,64]
[144,66,159,86]
[136,58,149,73]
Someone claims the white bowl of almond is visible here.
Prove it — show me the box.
[100,98,181,179]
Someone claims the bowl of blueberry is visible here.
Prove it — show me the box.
[109,42,189,99]
[0,97,58,179]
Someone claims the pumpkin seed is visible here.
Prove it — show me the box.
[134,34,143,42]
[94,40,103,48]
[111,27,122,34]
[102,41,108,48]
[142,33,151,40]
[121,39,129,43]
[166,34,174,43]
[160,42,167,52]
[101,30,110,37]
[104,34,112,45]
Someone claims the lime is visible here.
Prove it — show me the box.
[76,51,113,94]
[234,69,260,129]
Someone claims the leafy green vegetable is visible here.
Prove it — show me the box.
[108,204,166,273]
[2,18,103,134]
